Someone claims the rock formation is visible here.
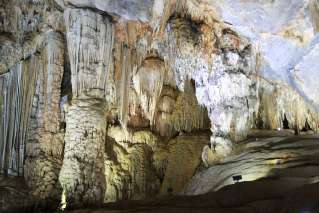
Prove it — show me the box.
[0,0,319,212]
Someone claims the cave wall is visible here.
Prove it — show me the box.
[0,0,319,209]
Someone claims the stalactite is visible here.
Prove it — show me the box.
[167,79,210,133]
[256,79,319,133]
[0,59,37,176]
[64,8,114,98]
[132,58,166,126]
[119,44,131,132]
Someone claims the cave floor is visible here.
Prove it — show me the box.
[67,181,319,213]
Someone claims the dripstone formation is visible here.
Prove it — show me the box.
[1,0,319,211]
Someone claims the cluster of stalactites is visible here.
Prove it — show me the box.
[163,11,258,161]
[132,59,166,126]
[22,32,65,202]
[26,32,65,158]
[165,79,210,134]
[115,49,210,137]
[0,32,64,177]
[0,32,63,177]
[64,8,114,98]
[0,61,37,176]
[256,79,319,133]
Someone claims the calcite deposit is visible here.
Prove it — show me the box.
[1,0,319,212]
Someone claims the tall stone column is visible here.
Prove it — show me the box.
[24,32,65,203]
[60,98,106,207]
[59,8,114,208]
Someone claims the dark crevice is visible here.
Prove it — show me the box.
[282,114,289,129]
[60,37,72,100]
[168,13,203,46]
[222,28,238,37]
[302,119,312,132]
[66,3,115,22]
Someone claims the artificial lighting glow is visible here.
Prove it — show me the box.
[267,159,279,165]
[277,128,281,131]
[60,189,67,211]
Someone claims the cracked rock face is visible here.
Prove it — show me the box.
[1,0,319,211]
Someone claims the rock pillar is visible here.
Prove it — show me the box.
[59,8,114,208]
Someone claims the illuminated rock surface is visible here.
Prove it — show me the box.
[0,0,319,212]
[185,136,319,195]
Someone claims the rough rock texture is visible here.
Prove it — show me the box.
[209,0,319,111]
[0,0,64,74]
[103,126,209,202]
[1,0,319,211]
[0,176,37,213]
[159,133,209,195]
[165,14,258,147]
[104,128,160,202]
[59,8,114,207]
[24,31,65,201]
[62,136,319,213]
[0,30,65,204]
[59,98,106,208]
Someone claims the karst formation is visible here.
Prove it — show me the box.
[1,0,319,212]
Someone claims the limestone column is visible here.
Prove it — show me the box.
[24,31,65,202]
[59,8,114,208]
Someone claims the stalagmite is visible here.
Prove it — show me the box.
[59,98,106,207]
